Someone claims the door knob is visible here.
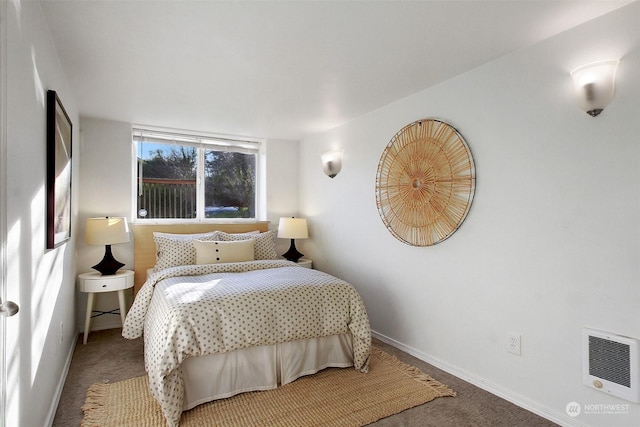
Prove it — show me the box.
[0,299,19,317]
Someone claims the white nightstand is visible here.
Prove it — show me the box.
[78,270,134,344]
[296,258,313,269]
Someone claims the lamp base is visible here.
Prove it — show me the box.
[92,245,125,276]
[282,239,304,263]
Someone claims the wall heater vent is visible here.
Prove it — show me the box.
[583,328,640,403]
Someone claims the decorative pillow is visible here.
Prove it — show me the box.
[193,239,255,264]
[217,230,278,260]
[153,231,220,270]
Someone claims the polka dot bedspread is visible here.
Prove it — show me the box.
[122,260,371,426]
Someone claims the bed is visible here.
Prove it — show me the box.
[122,223,371,427]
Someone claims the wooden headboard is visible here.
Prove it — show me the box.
[132,222,270,294]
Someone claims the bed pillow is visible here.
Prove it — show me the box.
[225,230,260,236]
[217,230,278,260]
[193,239,255,264]
[153,231,221,270]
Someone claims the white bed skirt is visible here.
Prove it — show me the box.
[181,333,354,410]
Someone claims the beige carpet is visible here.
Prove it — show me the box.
[81,347,455,426]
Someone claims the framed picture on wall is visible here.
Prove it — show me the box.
[46,90,72,249]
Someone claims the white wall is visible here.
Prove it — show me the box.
[75,118,135,331]
[4,1,79,426]
[298,4,639,427]
[76,118,300,330]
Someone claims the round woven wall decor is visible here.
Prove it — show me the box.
[375,119,475,246]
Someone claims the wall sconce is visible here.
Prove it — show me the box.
[321,151,343,178]
[570,59,619,117]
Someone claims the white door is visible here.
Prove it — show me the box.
[0,2,6,424]
[0,2,20,425]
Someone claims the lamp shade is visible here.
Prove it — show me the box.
[85,217,130,246]
[277,218,308,239]
[570,59,619,117]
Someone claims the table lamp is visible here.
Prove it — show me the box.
[277,217,308,263]
[85,217,130,275]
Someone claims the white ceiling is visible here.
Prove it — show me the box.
[39,0,632,140]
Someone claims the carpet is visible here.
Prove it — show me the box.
[81,346,456,426]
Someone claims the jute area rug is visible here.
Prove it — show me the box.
[81,347,456,426]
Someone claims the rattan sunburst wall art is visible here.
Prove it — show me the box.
[375,119,475,246]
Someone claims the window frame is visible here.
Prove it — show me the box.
[131,126,264,223]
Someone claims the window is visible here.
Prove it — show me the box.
[133,128,261,220]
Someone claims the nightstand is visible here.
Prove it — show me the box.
[78,270,134,344]
[296,258,313,269]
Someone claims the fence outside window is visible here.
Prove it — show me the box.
[137,178,249,219]
[138,178,196,219]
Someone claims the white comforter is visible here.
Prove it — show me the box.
[122,260,371,427]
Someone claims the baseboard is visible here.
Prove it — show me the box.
[371,330,586,427]
[45,332,77,427]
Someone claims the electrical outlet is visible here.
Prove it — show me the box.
[508,333,521,355]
